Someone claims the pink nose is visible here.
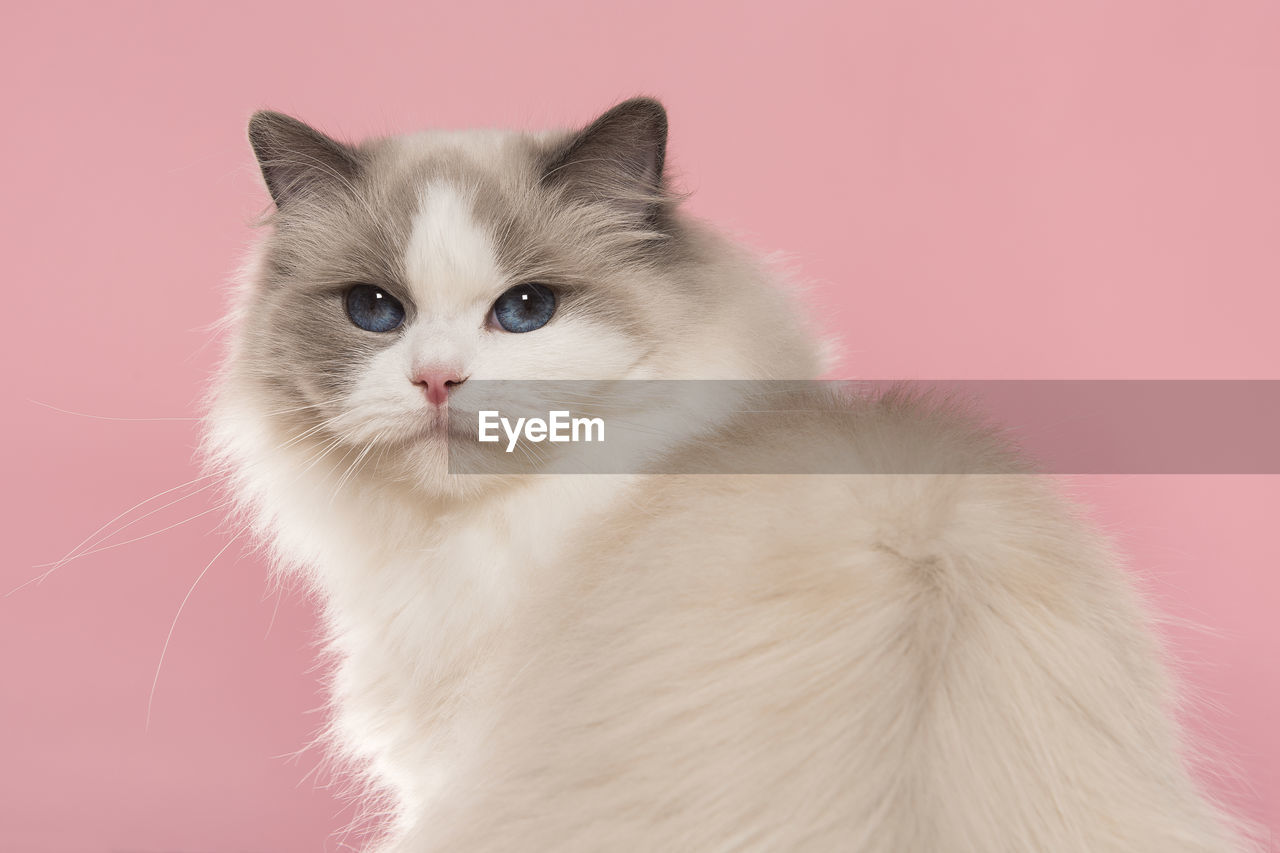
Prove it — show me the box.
[412,368,468,406]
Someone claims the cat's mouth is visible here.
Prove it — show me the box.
[412,405,478,442]
[420,406,452,437]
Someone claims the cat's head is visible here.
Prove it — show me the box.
[211,98,822,497]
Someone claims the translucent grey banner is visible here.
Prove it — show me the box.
[444,381,1280,475]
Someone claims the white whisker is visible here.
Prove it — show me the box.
[36,500,235,567]
[146,528,245,730]
[28,398,199,422]
[9,475,219,596]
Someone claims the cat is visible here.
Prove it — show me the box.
[205,97,1247,851]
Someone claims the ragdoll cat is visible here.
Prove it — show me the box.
[207,98,1245,851]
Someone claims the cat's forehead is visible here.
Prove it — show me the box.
[387,127,558,163]
[396,181,505,311]
[365,127,558,192]
[354,130,562,311]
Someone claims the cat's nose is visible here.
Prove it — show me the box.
[412,367,468,407]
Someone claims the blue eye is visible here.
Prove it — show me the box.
[492,283,556,333]
[346,284,405,333]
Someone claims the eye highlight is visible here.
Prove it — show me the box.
[492,283,557,333]
[346,284,405,333]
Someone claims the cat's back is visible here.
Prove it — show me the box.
[398,389,1240,852]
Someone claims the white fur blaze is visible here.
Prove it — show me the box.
[403,183,505,311]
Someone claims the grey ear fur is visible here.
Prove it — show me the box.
[247,111,362,208]
[542,97,670,220]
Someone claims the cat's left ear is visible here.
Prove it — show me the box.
[542,97,669,221]
[247,111,362,208]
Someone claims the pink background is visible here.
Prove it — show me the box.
[3,2,1277,850]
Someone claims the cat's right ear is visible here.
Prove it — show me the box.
[247,111,362,208]
[542,97,670,222]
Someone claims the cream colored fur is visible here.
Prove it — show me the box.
[208,104,1248,852]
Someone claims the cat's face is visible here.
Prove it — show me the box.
[218,99,821,495]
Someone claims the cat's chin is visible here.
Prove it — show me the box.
[374,424,523,503]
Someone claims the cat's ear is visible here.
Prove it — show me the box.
[542,97,669,220]
[247,111,362,208]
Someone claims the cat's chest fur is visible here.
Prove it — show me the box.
[313,473,633,811]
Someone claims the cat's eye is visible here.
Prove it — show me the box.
[492,282,557,333]
[346,284,405,333]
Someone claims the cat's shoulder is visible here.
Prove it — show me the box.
[606,384,1105,604]
[682,382,1029,477]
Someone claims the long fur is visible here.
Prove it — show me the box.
[206,100,1250,851]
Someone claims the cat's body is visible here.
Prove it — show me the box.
[208,99,1244,851]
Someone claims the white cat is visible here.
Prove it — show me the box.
[206,98,1247,851]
